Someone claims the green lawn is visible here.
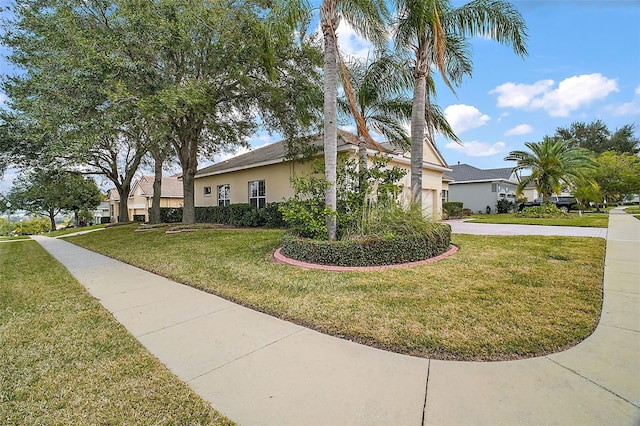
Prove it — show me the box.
[0,235,30,241]
[68,225,605,361]
[46,223,106,237]
[465,212,608,227]
[624,206,640,215]
[0,241,233,425]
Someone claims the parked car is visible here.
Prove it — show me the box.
[517,196,578,212]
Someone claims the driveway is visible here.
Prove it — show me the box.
[446,218,608,238]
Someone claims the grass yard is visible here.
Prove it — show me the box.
[0,241,233,425]
[466,212,608,227]
[624,206,640,216]
[68,225,606,361]
[46,223,106,237]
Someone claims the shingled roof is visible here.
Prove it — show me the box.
[449,164,516,183]
[130,175,183,198]
[195,131,385,178]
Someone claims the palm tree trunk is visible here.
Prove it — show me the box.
[321,1,339,240]
[410,74,427,207]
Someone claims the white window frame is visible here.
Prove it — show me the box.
[217,184,230,207]
[248,180,266,209]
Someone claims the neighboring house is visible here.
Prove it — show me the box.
[93,200,110,224]
[447,163,518,214]
[108,175,184,223]
[194,131,451,218]
[107,188,120,222]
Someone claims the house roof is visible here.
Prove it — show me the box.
[107,188,119,201]
[131,175,183,198]
[196,131,389,177]
[196,131,450,178]
[448,164,516,184]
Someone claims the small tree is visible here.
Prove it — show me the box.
[8,169,101,231]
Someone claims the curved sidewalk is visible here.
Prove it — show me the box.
[32,209,639,425]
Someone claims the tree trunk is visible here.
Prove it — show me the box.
[181,165,196,224]
[150,157,163,224]
[118,183,131,222]
[321,1,339,240]
[176,135,199,225]
[48,208,57,231]
[410,74,427,208]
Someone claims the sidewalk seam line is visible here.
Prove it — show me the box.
[135,306,235,338]
[421,359,430,426]
[186,327,306,383]
[546,357,640,409]
[598,323,640,334]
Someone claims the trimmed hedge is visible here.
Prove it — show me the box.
[159,202,285,228]
[281,223,452,267]
[443,202,464,218]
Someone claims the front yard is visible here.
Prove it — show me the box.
[0,241,233,425]
[68,225,605,361]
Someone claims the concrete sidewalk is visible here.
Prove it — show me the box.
[32,208,639,425]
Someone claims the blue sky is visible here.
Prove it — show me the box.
[1,0,639,194]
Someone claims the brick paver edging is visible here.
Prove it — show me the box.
[272,244,459,272]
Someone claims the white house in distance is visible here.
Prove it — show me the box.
[447,163,519,214]
[193,131,452,219]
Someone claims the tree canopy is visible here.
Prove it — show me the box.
[7,169,101,230]
[505,137,595,201]
[555,119,640,155]
[2,0,323,224]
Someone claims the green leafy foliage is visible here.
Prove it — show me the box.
[281,222,451,267]
[279,156,408,240]
[442,201,464,218]
[496,199,515,214]
[516,203,571,219]
[159,203,285,228]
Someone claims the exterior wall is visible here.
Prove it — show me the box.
[195,160,316,207]
[449,181,518,214]
[194,152,446,219]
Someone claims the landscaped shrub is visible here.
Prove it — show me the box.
[517,203,571,218]
[159,207,182,223]
[259,202,287,228]
[443,202,464,218]
[161,203,285,228]
[281,222,451,267]
[496,199,515,213]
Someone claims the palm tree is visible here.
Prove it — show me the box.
[394,0,527,208]
[337,50,458,161]
[320,0,388,240]
[505,137,596,202]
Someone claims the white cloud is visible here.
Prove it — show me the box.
[315,21,373,60]
[444,104,490,134]
[607,101,640,117]
[490,80,554,109]
[336,21,374,60]
[636,86,640,96]
[490,73,619,117]
[445,140,507,157]
[505,124,533,136]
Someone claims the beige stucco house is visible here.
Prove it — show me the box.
[194,132,451,219]
[107,175,184,222]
